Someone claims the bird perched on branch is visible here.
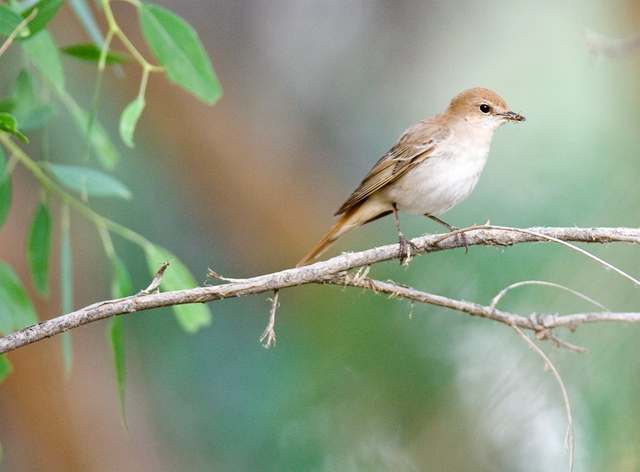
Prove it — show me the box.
[297,87,525,266]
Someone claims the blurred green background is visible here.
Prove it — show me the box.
[1,0,640,470]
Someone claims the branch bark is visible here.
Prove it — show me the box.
[1,225,639,355]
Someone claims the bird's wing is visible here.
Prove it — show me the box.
[335,128,449,215]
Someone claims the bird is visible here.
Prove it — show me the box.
[297,87,525,267]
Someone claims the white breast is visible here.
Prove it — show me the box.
[378,145,491,216]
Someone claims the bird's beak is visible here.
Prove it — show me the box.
[500,110,526,122]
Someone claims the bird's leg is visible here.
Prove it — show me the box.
[426,215,468,253]
[393,204,417,264]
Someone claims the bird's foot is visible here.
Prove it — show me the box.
[398,232,419,264]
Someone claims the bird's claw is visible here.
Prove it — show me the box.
[398,233,419,264]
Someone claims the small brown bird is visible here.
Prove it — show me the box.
[297,88,525,266]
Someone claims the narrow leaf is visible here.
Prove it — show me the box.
[21,105,56,131]
[0,113,28,143]
[61,43,129,64]
[0,4,28,38]
[119,95,145,148]
[45,163,132,199]
[0,147,12,230]
[108,254,130,427]
[139,3,221,104]
[10,69,57,131]
[111,254,132,298]
[66,102,119,169]
[144,244,211,333]
[67,0,104,46]
[20,0,64,39]
[22,29,65,93]
[0,261,38,335]
[0,355,11,382]
[109,316,128,429]
[13,70,37,113]
[0,98,15,113]
[60,203,72,374]
[27,202,51,296]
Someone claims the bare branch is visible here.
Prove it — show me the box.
[1,226,640,355]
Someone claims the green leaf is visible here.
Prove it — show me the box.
[60,204,72,374]
[0,113,28,143]
[144,244,211,333]
[108,254,130,428]
[0,355,12,383]
[11,69,57,131]
[66,102,119,169]
[21,105,56,131]
[60,43,129,64]
[111,254,132,298]
[0,98,15,113]
[109,316,128,430]
[0,4,29,38]
[0,261,38,336]
[0,147,12,230]
[20,0,64,39]
[44,163,132,199]
[67,0,104,46]
[13,69,36,111]
[119,95,145,148]
[139,3,221,104]
[27,202,51,296]
[22,29,65,93]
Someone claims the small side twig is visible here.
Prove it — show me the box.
[509,324,575,472]
[260,289,279,348]
[140,262,169,294]
[490,280,609,312]
[0,8,38,58]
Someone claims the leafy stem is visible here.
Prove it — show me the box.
[0,133,152,250]
[102,0,164,73]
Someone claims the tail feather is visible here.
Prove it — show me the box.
[297,198,393,266]
[297,214,353,267]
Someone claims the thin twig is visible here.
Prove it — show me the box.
[509,325,574,472]
[490,280,609,312]
[260,290,279,348]
[0,9,38,58]
[140,262,169,294]
[439,225,640,287]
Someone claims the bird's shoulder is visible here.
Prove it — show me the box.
[335,120,449,215]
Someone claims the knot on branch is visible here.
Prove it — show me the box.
[528,313,556,341]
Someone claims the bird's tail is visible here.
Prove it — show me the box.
[297,200,391,266]
[297,213,354,267]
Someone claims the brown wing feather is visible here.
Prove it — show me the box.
[335,123,450,216]
[336,142,433,215]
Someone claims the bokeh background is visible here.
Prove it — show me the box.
[1,0,640,470]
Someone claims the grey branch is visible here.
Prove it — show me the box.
[2,225,640,355]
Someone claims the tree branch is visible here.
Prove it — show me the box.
[1,225,639,355]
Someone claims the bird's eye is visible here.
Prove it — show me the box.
[479,104,491,114]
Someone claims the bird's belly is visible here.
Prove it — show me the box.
[381,150,489,216]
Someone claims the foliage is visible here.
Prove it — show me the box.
[0,0,221,437]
